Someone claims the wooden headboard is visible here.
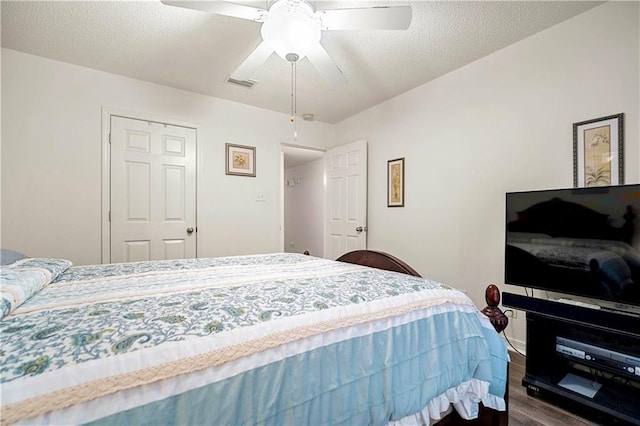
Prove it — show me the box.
[335,250,422,277]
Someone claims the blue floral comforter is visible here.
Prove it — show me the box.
[0,253,507,425]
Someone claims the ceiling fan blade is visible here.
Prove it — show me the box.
[306,43,346,86]
[161,1,267,21]
[231,41,275,81]
[316,6,412,30]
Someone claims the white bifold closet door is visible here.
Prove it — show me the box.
[110,116,196,263]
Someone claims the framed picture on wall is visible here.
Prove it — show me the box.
[387,157,404,207]
[573,113,624,187]
[226,143,256,177]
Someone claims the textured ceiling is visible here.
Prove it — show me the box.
[1,1,602,124]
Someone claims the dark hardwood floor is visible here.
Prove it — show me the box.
[508,351,599,426]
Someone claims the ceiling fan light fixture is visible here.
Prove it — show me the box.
[165,0,412,86]
[260,0,320,60]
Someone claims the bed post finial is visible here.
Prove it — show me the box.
[482,284,508,333]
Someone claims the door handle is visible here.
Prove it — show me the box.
[187,227,194,235]
[355,226,367,233]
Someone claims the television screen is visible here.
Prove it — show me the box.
[505,184,640,308]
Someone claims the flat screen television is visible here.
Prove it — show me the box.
[505,184,640,312]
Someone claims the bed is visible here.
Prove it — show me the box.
[1,250,508,425]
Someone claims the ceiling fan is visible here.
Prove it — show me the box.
[162,0,412,86]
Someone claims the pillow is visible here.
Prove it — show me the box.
[0,258,72,319]
[14,258,72,279]
[0,249,29,266]
[1,269,46,319]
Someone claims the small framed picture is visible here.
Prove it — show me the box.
[225,143,256,177]
[387,157,404,207]
[573,113,624,187]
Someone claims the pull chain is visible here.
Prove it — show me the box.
[290,60,295,124]
[285,53,300,141]
[293,60,298,140]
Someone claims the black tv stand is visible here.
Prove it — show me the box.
[503,293,640,425]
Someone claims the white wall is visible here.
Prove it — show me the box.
[2,1,638,349]
[1,49,334,265]
[333,2,640,351]
[284,158,324,256]
[0,41,3,248]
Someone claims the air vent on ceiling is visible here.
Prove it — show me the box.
[226,77,258,89]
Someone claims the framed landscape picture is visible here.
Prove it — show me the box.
[387,157,404,207]
[573,113,623,187]
[226,143,256,177]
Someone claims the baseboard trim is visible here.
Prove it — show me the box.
[503,335,526,357]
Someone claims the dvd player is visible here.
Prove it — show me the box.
[556,336,640,379]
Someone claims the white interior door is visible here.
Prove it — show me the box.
[110,116,196,263]
[324,140,367,260]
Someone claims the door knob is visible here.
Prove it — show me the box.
[187,227,194,235]
[356,226,367,233]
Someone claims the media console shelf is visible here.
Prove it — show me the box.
[503,293,640,425]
